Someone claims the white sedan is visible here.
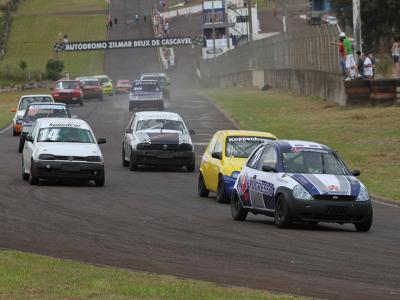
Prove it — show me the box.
[22,118,107,186]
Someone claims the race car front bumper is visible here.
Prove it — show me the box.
[33,160,103,180]
[287,195,372,224]
[132,150,194,167]
[129,100,164,111]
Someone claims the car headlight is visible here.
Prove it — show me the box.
[87,156,102,162]
[38,154,56,160]
[293,184,313,200]
[179,143,193,151]
[231,171,240,179]
[357,186,370,202]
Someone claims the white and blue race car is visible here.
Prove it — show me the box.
[231,140,373,232]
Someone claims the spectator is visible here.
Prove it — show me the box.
[391,38,400,78]
[364,53,373,79]
[356,51,364,78]
[108,18,113,29]
[135,13,139,23]
[342,32,358,81]
[63,34,68,44]
[370,53,376,79]
[333,33,346,77]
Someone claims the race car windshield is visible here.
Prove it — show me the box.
[56,81,78,89]
[132,82,159,92]
[80,80,98,86]
[24,108,69,122]
[136,119,185,132]
[97,78,109,84]
[282,149,350,175]
[38,127,95,143]
[18,97,53,110]
[226,136,271,158]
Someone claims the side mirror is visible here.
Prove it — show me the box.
[352,170,361,177]
[10,107,16,113]
[262,165,277,173]
[25,136,34,143]
[97,138,107,144]
[211,152,222,160]
[189,129,196,135]
[125,128,133,134]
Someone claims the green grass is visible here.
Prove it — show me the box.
[17,0,107,15]
[0,88,48,128]
[0,0,107,81]
[0,250,301,300]
[203,88,400,201]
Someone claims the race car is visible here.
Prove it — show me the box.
[76,77,103,101]
[22,118,106,186]
[138,73,170,99]
[92,75,114,96]
[18,102,71,153]
[115,80,132,94]
[10,95,54,136]
[231,140,373,232]
[121,111,195,171]
[129,80,164,112]
[198,130,277,203]
[51,80,83,106]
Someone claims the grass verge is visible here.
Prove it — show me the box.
[203,88,400,202]
[0,250,301,300]
[0,88,48,128]
[0,0,107,80]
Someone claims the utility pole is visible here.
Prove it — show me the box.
[247,0,253,41]
[352,0,362,52]
[282,0,288,33]
[212,0,216,55]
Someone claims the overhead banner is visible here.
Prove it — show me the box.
[54,37,194,52]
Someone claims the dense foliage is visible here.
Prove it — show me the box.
[46,59,64,81]
[331,0,400,52]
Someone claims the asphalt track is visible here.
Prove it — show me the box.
[1,1,400,299]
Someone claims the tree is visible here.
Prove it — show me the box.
[46,59,64,81]
[18,60,27,71]
[331,0,400,52]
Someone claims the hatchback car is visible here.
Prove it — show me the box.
[77,77,103,101]
[231,140,373,232]
[198,130,277,203]
[10,95,54,136]
[115,80,132,94]
[93,75,113,96]
[129,80,164,112]
[51,80,83,106]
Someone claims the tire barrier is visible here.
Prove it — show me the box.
[345,79,398,106]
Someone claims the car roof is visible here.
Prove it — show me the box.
[218,130,277,140]
[134,80,158,83]
[36,118,91,130]
[272,140,330,151]
[141,73,166,77]
[20,94,53,99]
[92,75,109,78]
[56,79,78,82]
[27,102,66,107]
[77,77,98,80]
[136,111,181,120]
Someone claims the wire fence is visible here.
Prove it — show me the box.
[200,25,341,77]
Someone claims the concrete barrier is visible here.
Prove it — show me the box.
[345,80,398,106]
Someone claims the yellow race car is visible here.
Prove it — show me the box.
[93,75,114,96]
[198,130,277,203]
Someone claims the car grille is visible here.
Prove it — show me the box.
[314,195,357,201]
[132,94,161,100]
[53,156,92,161]
[137,143,180,151]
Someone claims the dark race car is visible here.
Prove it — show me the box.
[129,80,164,112]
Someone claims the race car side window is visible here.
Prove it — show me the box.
[207,134,218,154]
[213,137,223,153]
[30,122,39,141]
[246,146,264,169]
[128,114,136,130]
[257,145,278,171]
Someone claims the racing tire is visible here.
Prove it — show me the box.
[12,127,18,136]
[186,160,195,172]
[354,211,373,232]
[231,191,248,221]
[129,149,138,171]
[29,160,39,185]
[18,136,25,153]
[79,98,84,106]
[198,173,209,197]
[274,195,292,229]
[216,176,228,203]
[95,168,105,187]
[99,94,103,102]
[122,147,129,167]
[22,159,29,181]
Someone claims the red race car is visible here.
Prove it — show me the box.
[51,80,83,106]
[115,80,132,94]
[77,77,103,101]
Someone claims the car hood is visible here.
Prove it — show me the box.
[222,157,248,176]
[37,143,100,157]
[54,89,76,93]
[136,131,191,144]
[290,173,361,197]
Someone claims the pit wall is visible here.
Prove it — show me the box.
[199,25,347,105]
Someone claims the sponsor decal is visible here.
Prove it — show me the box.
[54,37,193,52]
[238,174,250,202]
[290,147,328,154]
[49,123,81,128]
[327,185,340,192]
[228,136,270,143]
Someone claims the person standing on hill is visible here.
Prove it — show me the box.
[342,32,358,80]
[364,53,373,79]
[391,38,400,78]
